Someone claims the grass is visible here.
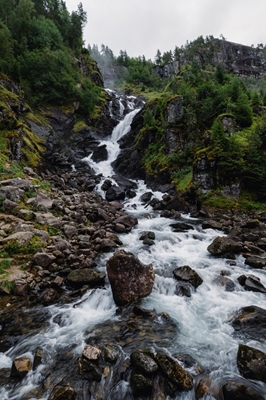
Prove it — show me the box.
[0,258,11,275]
[3,236,43,257]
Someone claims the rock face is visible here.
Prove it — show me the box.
[237,344,266,383]
[106,250,155,306]
[153,38,266,79]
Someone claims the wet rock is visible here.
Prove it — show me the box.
[202,219,224,230]
[48,384,75,400]
[207,236,242,257]
[140,231,155,245]
[140,192,153,203]
[238,275,266,293]
[131,372,153,396]
[174,353,204,375]
[67,269,106,288]
[155,352,193,392]
[213,275,235,292]
[0,368,10,386]
[104,345,120,364]
[105,186,125,201]
[222,380,265,400]
[82,345,101,361]
[33,347,47,370]
[173,265,203,289]
[131,350,158,376]
[194,375,219,399]
[175,282,192,297]
[11,356,31,379]
[237,344,266,383]
[244,255,266,269]
[91,144,108,162]
[113,214,138,232]
[230,305,266,340]
[106,250,155,306]
[170,222,194,232]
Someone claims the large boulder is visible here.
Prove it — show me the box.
[230,305,266,340]
[237,344,266,383]
[106,250,155,306]
[207,236,242,257]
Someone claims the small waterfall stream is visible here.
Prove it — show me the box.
[0,92,266,399]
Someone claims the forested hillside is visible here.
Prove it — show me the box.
[0,0,105,111]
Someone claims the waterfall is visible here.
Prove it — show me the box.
[1,92,266,400]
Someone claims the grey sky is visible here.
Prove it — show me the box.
[65,0,266,60]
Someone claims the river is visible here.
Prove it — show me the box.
[0,92,266,399]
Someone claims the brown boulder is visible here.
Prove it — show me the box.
[207,236,242,256]
[11,357,31,379]
[173,265,203,289]
[155,352,193,392]
[237,344,266,383]
[106,250,154,306]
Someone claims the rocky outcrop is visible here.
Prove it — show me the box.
[106,250,155,306]
[153,39,266,79]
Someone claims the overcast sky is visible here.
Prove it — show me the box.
[65,0,266,61]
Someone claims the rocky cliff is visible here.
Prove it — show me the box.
[154,38,266,78]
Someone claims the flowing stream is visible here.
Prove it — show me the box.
[1,93,266,399]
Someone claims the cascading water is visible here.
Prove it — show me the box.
[1,92,266,399]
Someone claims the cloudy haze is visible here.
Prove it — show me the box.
[65,0,266,60]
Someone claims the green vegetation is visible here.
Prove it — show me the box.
[0,258,11,275]
[0,0,104,115]
[3,236,43,257]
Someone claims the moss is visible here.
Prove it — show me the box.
[73,120,89,132]
[25,111,51,128]
[200,191,237,209]
[0,258,11,275]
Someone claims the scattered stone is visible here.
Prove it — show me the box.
[131,350,158,376]
[238,275,266,293]
[11,357,31,379]
[48,385,75,400]
[173,265,203,289]
[213,275,235,292]
[155,352,193,392]
[33,252,55,268]
[67,268,106,288]
[207,236,242,257]
[244,255,266,269]
[222,380,264,400]
[82,345,101,361]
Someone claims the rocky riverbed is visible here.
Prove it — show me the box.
[0,166,266,399]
